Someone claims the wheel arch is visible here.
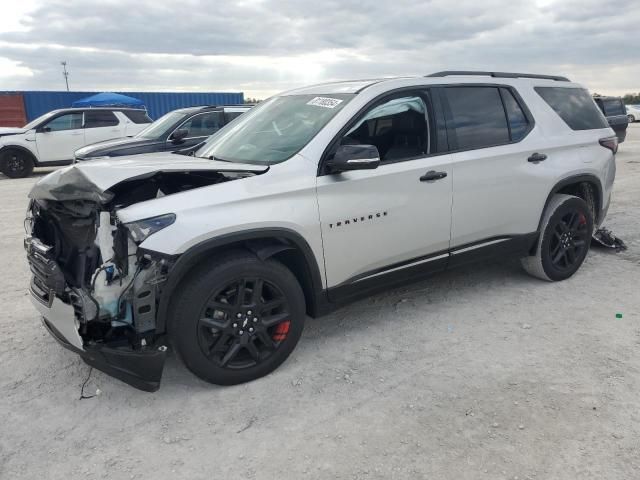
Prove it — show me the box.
[0,144,39,166]
[154,228,328,333]
[538,174,603,233]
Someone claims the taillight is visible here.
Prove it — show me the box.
[599,136,618,154]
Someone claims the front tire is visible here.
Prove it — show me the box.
[628,114,635,123]
[521,194,593,281]
[169,251,306,385]
[0,149,34,178]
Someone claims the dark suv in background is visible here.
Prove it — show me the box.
[594,95,628,143]
[74,105,252,161]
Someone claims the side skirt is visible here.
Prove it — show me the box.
[324,233,538,309]
[37,159,74,167]
[448,233,538,269]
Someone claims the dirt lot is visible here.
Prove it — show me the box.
[1,125,639,480]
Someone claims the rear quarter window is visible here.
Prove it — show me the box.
[84,110,119,128]
[535,87,608,130]
[601,99,626,116]
[122,110,153,124]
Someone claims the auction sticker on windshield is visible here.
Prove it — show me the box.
[307,97,344,108]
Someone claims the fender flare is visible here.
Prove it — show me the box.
[0,144,39,166]
[152,228,326,333]
[538,174,604,231]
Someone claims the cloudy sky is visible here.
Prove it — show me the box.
[0,0,638,99]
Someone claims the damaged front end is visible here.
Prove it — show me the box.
[25,161,265,391]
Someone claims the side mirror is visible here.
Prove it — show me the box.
[326,144,380,173]
[37,126,51,133]
[170,129,189,144]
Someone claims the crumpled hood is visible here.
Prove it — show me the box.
[0,127,27,136]
[29,152,269,203]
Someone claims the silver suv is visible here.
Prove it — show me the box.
[25,71,617,391]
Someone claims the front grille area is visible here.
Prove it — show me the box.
[30,276,53,307]
[26,244,66,296]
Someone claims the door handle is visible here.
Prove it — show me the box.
[527,152,547,163]
[420,170,447,182]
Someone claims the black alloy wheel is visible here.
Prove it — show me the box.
[522,194,593,281]
[548,210,590,271]
[170,251,305,385]
[197,277,292,369]
[1,150,34,178]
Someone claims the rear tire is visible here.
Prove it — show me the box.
[521,194,593,281]
[169,251,306,385]
[0,149,35,178]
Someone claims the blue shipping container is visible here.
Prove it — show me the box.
[1,90,244,121]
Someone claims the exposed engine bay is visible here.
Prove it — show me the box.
[25,165,264,390]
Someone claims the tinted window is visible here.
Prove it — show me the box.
[500,88,530,141]
[178,112,223,137]
[225,111,245,122]
[84,110,119,128]
[341,95,430,162]
[535,87,608,130]
[122,110,152,124]
[602,99,626,116]
[445,87,509,149]
[44,113,83,131]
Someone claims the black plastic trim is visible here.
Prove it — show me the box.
[41,318,166,392]
[37,159,74,167]
[540,175,604,228]
[329,252,448,304]
[449,233,538,268]
[153,228,326,332]
[427,71,570,82]
[337,249,449,287]
[329,233,539,304]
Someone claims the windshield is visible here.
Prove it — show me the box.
[136,111,188,139]
[196,94,354,164]
[23,111,59,130]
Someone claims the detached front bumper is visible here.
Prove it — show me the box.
[27,239,168,392]
[31,290,167,392]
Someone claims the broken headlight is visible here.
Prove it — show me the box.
[125,213,176,243]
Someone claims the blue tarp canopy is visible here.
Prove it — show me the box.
[71,92,145,109]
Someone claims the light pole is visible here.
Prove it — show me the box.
[61,61,69,91]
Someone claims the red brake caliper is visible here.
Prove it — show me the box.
[579,213,587,225]
[271,321,291,341]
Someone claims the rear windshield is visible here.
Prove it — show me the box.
[535,87,608,130]
[122,110,153,124]
[599,98,626,116]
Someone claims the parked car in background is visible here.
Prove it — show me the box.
[74,105,252,161]
[593,96,628,143]
[0,107,151,178]
[25,71,617,390]
[626,104,640,123]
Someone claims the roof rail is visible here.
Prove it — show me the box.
[196,104,254,109]
[427,71,570,82]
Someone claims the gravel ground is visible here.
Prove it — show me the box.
[1,125,639,480]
